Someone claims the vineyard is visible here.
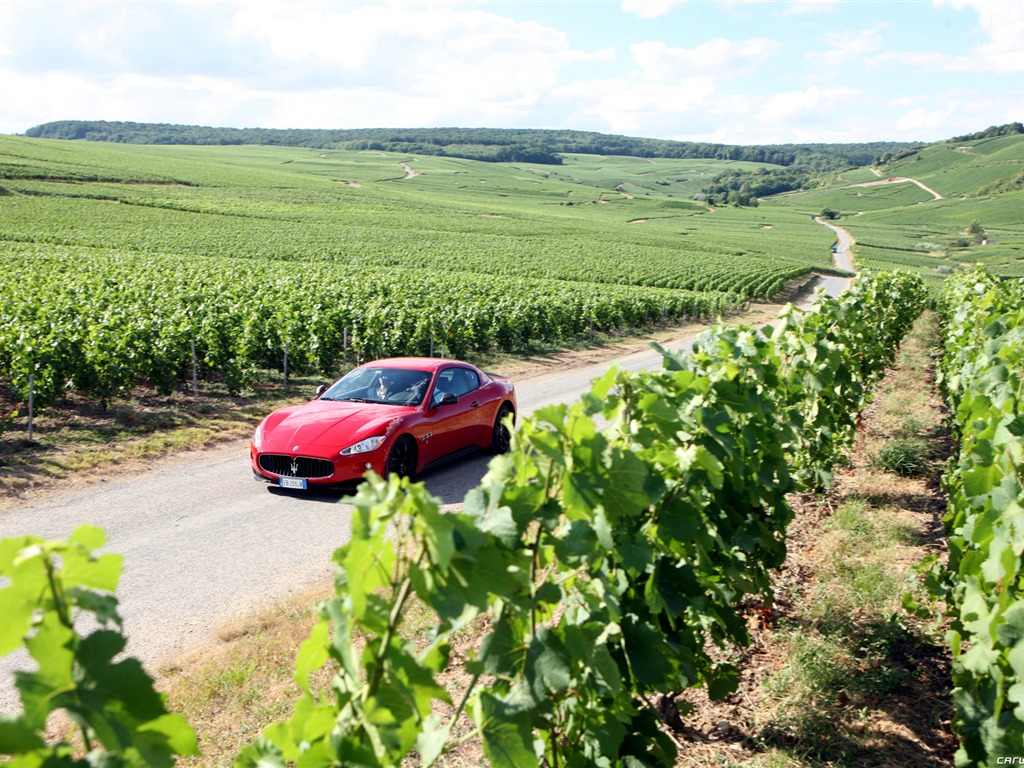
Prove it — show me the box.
[0,135,838,412]
[6,123,1024,764]
[0,270,936,766]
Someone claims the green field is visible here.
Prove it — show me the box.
[0,137,833,289]
[0,135,837,406]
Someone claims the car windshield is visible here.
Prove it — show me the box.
[319,367,432,406]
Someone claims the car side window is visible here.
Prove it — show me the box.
[444,368,470,398]
[431,369,457,406]
[460,368,480,394]
[431,367,479,403]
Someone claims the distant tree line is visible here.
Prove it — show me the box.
[874,146,922,165]
[950,122,1024,142]
[696,139,930,208]
[23,120,915,169]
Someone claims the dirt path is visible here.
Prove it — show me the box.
[674,311,955,766]
[851,176,943,200]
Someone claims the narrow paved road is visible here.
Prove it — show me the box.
[816,216,856,273]
[0,272,851,713]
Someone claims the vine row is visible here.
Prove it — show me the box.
[927,268,1024,765]
[0,245,743,410]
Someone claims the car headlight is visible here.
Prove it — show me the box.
[253,422,265,449]
[340,436,387,456]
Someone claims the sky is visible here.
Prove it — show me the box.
[1,0,1022,146]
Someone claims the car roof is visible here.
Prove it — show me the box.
[368,357,471,373]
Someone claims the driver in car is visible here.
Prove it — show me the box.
[373,372,397,400]
[373,371,427,404]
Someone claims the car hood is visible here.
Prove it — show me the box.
[261,400,404,451]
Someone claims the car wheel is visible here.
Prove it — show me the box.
[385,436,416,478]
[490,403,514,454]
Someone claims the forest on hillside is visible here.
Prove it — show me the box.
[23,120,914,168]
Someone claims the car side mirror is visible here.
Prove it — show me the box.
[437,392,458,406]
[315,384,328,398]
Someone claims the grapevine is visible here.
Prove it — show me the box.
[925,268,1024,765]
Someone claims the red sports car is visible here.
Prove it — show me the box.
[251,357,517,490]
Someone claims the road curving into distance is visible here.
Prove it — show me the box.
[0,268,852,713]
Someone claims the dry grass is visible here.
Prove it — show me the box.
[156,586,331,767]
[0,381,292,504]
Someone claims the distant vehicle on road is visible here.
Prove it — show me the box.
[251,358,517,490]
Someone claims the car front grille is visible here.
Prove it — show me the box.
[258,454,334,480]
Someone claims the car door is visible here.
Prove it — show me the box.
[454,367,493,445]
[423,366,480,458]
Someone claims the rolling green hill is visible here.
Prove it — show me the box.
[881,133,1024,197]
[0,136,834,289]
[759,125,1024,286]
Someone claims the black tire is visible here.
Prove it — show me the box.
[490,403,514,454]
[384,436,416,478]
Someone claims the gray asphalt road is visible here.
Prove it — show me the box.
[0,269,851,714]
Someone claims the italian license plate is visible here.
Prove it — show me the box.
[279,476,307,490]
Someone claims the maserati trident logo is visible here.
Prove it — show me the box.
[290,459,299,476]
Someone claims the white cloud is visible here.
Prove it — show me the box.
[0,1,612,132]
[226,2,597,103]
[927,0,1024,72]
[0,4,13,60]
[0,0,1018,143]
[758,85,860,126]
[227,3,398,74]
[955,0,1024,72]
[893,91,1024,138]
[896,104,961,135]
[0,68,254,131]
[620,0,686,20]
[631,37,780,80]
[817,25,885,69]
[555,76,725,136]
[782,0,841,15]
